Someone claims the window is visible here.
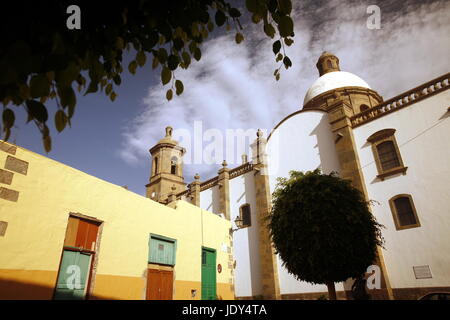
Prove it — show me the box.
[367,129,407,180]
[239,204,251,228]
[149,234,177,266]
[327,60,333,69]
[389,194,420,230]
[377,141,400,171]
[170,157,177,175]
[154,157,159,175]
[360,104,370,112]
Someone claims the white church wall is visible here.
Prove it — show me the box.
[266,109,344,295]
[229,172,262,298]
[353,90,450,290]
[200,185,220,214]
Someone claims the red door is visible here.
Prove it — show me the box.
[146,269,173,300]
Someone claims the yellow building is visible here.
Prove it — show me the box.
[0,137,234,300]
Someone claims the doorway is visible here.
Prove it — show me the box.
[54,215,101,300]
[201,247,217,300]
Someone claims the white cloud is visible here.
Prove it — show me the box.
[119,0,450,182]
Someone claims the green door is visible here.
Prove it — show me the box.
[54,249,92,300]
[201,248,216,300]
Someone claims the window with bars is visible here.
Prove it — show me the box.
[367,129,407,180]
[389,194,420,230]
[240,204,251,228]
[377,141,401,171]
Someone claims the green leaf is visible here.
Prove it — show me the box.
[161,67,172,85]
[167,55,180,71]
[113,75,121,85]
[283,56,292,69]
[54,110,67,133]
[278,0,293,15]
[173,38,184,51]
[268,0,278,12]
[276,53,283,62]
[2,108,15,129]
[115,37,125,49]
[30,74,51,98]
[215,10,226,27]
[229,8,241,18]
[264,23,276,38]
[157,48,168,64]
[278,16,294,37]
[175,80,184,95]
[152,56,160,69]
[251,14,262,24]
[246,0,259,13]
[235,33,244,44]
[26,100,48,123]
[58,85,76,111]
[85,81,99,95]
[284,38,294,46]
[105,83,113,95]
[182,51,191,68]
[273,40,281,54]
[193,48,201,61]
[166,89,173,101]
[110,91,117,102]
[128,60,138,74]
[136,51,147,67]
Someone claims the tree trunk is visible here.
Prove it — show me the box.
[326,281,337,300]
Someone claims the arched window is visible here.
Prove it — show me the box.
[239,204,251,228]
[376,141,400,171]
[389,194,420,230]
[170,157,177,175]
[367,129,407,180]
[360,104,370,112]
[154,157,159,175]
[327,60,333,69]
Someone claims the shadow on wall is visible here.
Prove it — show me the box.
[0,278,117,300]
[309,114,340,174]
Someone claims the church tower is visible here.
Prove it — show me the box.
[146,126,186,203]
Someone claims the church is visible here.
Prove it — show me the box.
[0,52,449,299]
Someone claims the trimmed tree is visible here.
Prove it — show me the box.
[268,170,384,300]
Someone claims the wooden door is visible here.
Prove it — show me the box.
[54,216,100,300]
[54,250,92,300]
[160,270,173,300]
[201,248,216,300]
[146,268,173,300]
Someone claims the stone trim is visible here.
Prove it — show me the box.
[229,163,254,179]
[4,155,29,175]
[0,141,17,155]
[0,169,14,185]
[200,176,219,192]
[351,72,450,127]
[0,187,19,202]
[0,221,8,236]
[388,194,421,230]
[367,129,407,181]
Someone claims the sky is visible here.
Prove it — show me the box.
[10,0,450,196]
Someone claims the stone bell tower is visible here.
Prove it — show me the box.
[146,126,186,203]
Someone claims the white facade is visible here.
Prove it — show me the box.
[196,66,450,298]
[352,90,450,290]
[266,110,344,295]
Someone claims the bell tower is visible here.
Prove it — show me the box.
[146,126,186,203]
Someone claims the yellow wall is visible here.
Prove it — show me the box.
[0,142,234,300]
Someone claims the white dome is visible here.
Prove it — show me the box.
[303,71,370,105]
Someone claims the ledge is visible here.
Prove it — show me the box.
[377,166,408,181]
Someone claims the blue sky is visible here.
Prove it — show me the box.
[9,0,450,196]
